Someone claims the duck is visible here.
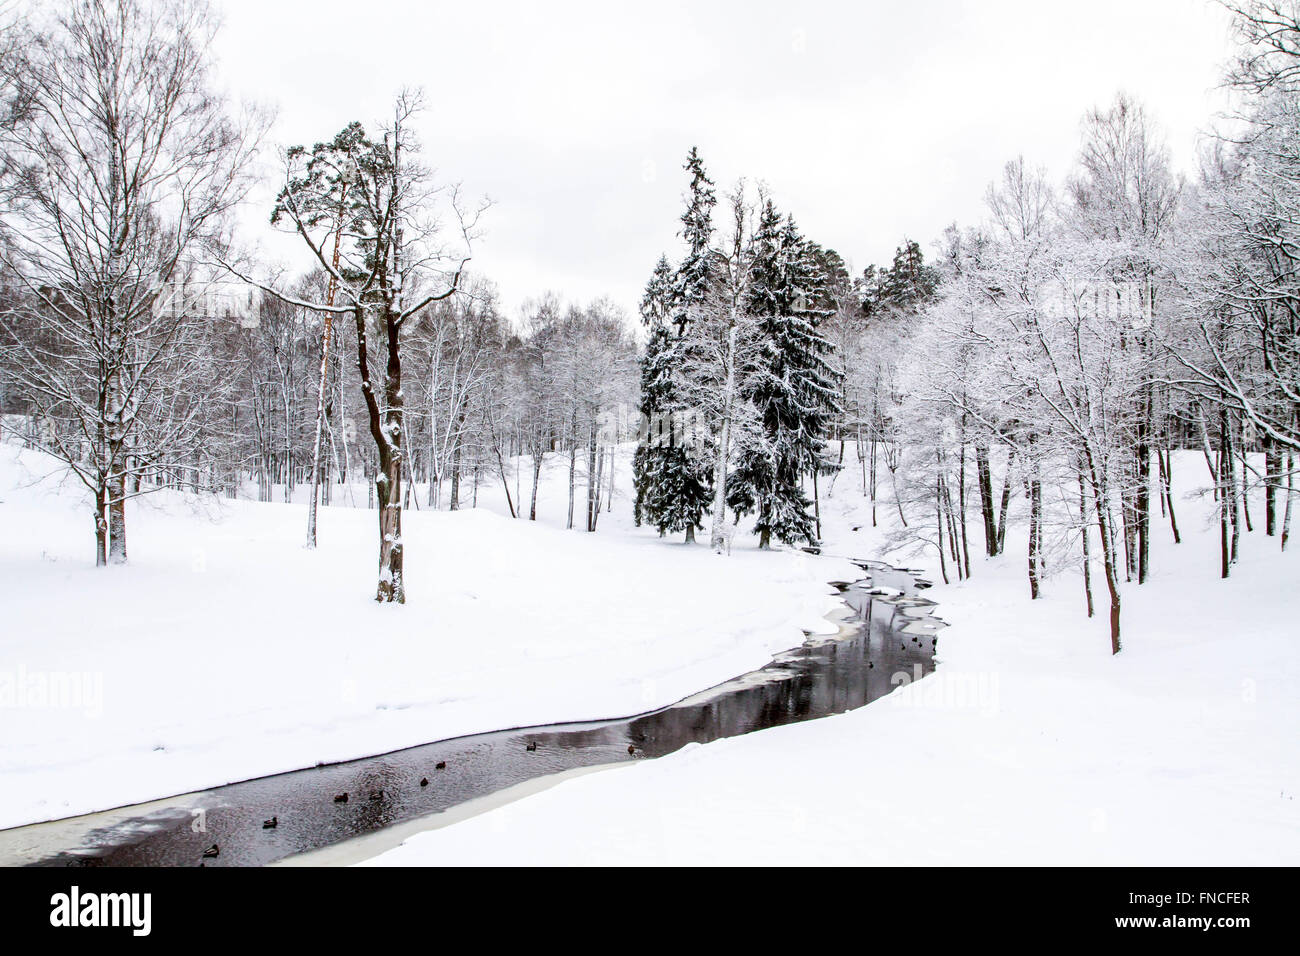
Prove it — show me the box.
[333,792,348,803]
[627,744,636,755]
[262,816,277,829]
[201,844,219,858]
[435,761,447,770]
[420,777,429,787]
[525,741,537,752]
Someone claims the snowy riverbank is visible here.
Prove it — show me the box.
[0,442,858,829]
[365,450,1300,865]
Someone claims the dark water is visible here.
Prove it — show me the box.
[0,560,942,867]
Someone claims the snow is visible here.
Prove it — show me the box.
[363,449,1300,866]
[4,436,1296,865]
[0,441,858,830]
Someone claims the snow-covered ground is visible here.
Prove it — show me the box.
[0,442,858,830]
[366,450,1300,865]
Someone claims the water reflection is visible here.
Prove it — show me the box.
[2,563,941,867]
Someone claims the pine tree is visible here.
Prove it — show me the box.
[728,201,843,548]
[879,239,941,312]
[632,148,718,542]
[633,253,712,541]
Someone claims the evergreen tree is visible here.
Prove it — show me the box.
[806,242,852,315]
[878,239,941,312]
[671,146,718,334]
[632,205,713,542]
[728,201,843,547]
[633,256,675,528]
[636,148,717,543]
[635,322,711,540]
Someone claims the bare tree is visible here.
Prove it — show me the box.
[0,0,260,564]
[250,91,484,602]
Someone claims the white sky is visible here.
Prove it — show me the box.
[211,0,1238,322]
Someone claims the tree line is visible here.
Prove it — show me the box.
[839,3,1300,652]
[1,0,1297,636]
[0,0,637,602]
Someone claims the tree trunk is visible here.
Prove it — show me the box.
[976,444,996,556]
[449,437,462,511]
[935,474,949,585]
[1159,447,1180,544]
[1240,444,1253,533]
[996,448,1013,555]
[496,444,516,519]
[94,484,108,568]
[1136,421,1151,584]
[354,298,406,604]
[1078,466,1094,618]
[1027,453,1041,600]
[957,441,970,575]
[566,440,576,530]
[374,444,404,603]
[811,467,822,544]
[586,421,599,532]
[107,474,127,565]
[530,455,542,521]
[1224,410,1240,566]
[1282,449,1293,552]
[1219,441,1231,579]
[606,444,615,513]
[1265,438,1279,537]
[1083,451,1122,654]
[709,407,733,554]
[306,310,337,548]
[869,433,878,527]
[1097,496,1122,654]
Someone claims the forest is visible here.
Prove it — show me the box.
[0,0,1297,659]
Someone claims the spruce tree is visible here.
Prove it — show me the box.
[634,148,717,543]
[633,256,676,530]
[672,146,718,333]
[728,200,843,548]
[632,220,713,541]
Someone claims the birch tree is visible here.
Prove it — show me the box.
[0,0,259,564]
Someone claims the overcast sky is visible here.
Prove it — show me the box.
[212,0,1238,323]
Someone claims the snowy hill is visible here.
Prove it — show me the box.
[0,441,858,828]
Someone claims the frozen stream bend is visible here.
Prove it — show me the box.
[0,560,944,867]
